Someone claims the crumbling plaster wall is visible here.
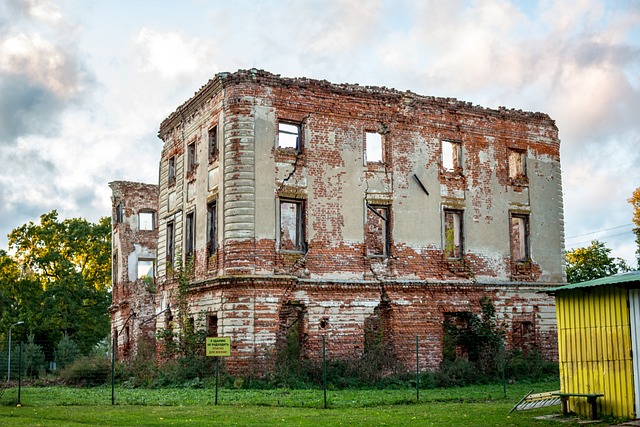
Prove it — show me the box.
[157,71,564,284]
[109,181,159,359]
[150,70,564,372]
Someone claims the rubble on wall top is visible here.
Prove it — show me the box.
[160,68,555,135]
[108,180,158,190]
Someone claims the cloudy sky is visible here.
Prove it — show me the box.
[1,0,639,267]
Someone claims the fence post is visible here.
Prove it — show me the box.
[215,356,219,405]
[323,335,327,409]
[501,337,506,399]
[415,336,419,401]
[111,335,116,405]
[17,342,22,405]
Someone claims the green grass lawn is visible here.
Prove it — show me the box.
[0,380,620,426]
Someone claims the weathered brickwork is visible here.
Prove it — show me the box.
[108,181,159,359]
[111,69,564,373]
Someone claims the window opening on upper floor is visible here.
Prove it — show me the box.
[280,199,305,252]
[278,122,301,151]
[444,209,463,259]
[365,132,383,163]
[207,200,218,257]
[208,125,218,163]
[139,211,155,231]
[185,211,195,260]
[137,259,155,280]
[168,156,176,186]
[508,149,527,179]
[166,221,175,267]
[366,204,390,257]
[115,202,123,223]
[442,140,461,172]
[112,252,118,287]
[187,142,197,173]
[510,213,530,262]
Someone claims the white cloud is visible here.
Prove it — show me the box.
[135,28,219,80]
[0,32,82,97]
[22,0,63,27]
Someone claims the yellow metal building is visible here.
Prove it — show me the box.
[546,271,640,419]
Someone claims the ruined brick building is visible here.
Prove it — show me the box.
[110,69,565,373]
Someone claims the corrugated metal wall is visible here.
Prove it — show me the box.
[556,286,634,418]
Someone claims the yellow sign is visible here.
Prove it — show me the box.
[206,337,231,357]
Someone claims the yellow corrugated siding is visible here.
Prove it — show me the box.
[556,286,634,418]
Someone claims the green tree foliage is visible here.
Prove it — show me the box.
[55,332,81,370]
[565,240,629,284]
[1,211,111,356]
[23,333,46,378]
[629,187,640,267]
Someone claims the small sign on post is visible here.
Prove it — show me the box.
[206,337,231,357]
[206,337,231,405]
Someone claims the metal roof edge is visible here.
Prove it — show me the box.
[544,270,640,294]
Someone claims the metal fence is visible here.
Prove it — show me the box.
[0,335,558,408]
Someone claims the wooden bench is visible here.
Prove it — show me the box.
[552,392,604,420]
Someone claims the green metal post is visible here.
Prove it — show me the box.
[215,356,219,405]
[323,335,327,409]
[112,335,116,405]
[415,336,419,401]
[17,342,22,405]
[501,338,506,398]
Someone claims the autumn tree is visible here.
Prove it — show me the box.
[1,211,111,355]
[565,240,630,284]
[629,187,640,267]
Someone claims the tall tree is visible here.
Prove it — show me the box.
[4,211,111,354]
[629,187,640,267]
[565,240,629,284]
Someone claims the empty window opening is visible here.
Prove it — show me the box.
[208,125,218,163]
[185,212,195,259]
[207,314,218,337]
[366,204,390,257]
[124,325,130,352]
[139,211,154,231]
[112,252,118,287]
[137,259,154,280]
[444,209,463,259]
[442,140,461,171]
[168,156,176,185]
[278,122,300,150]
[363,301,395,369]
[510,214,529,262]
[365,132,383,163]
[115,202,123,223]
[277,303,307,365]
[207,200,218,257]
[187,142,196,173]
[508,149,526,179]
[280,200,305,252]
[166,221,175,267]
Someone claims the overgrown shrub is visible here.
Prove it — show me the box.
[435,357,483,387]
[60,355,110,386]
[505,349,558,381]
